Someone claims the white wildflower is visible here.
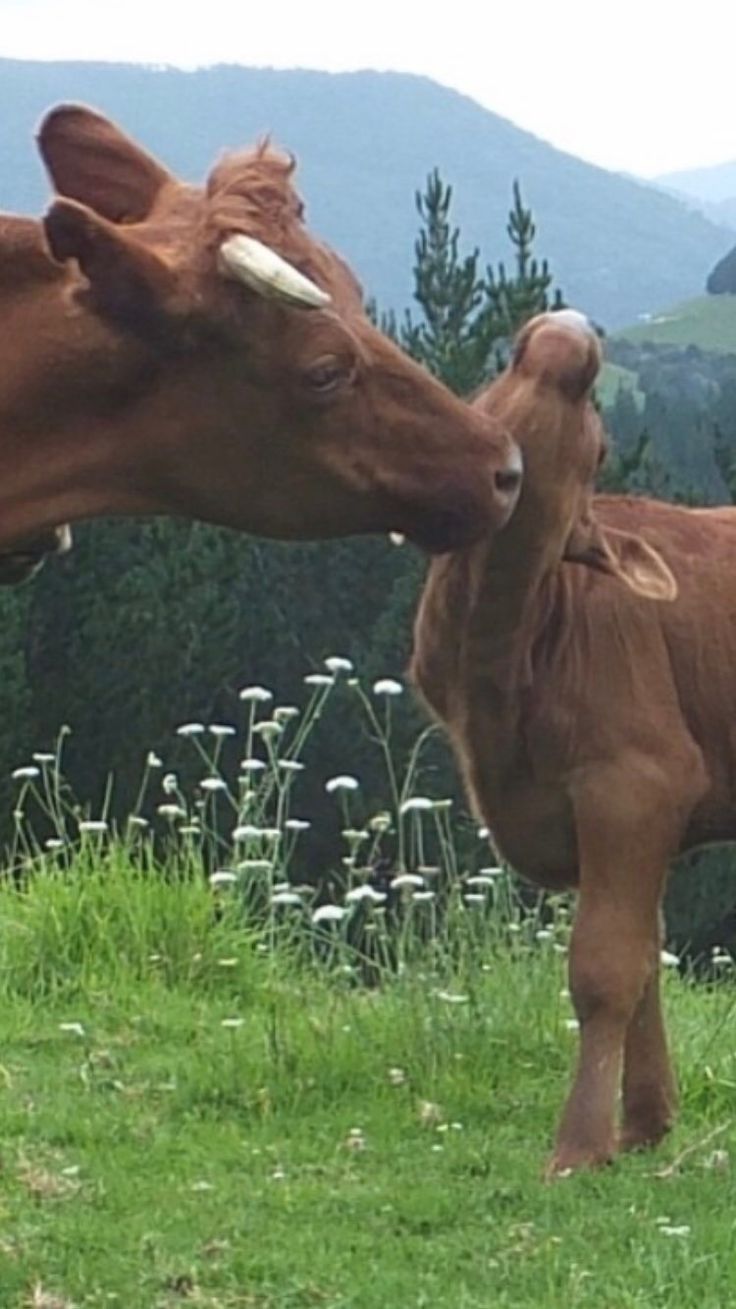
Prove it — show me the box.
[176,722,205,736]
[44,837,65,850]
[345,884,387,905]
[412,890,436,903]
[178,824,201,836]
[162,772,178,794]
[369,812,392,833]
[237,859,273,873]
[372,678,403,697]
[238,685,273,703]
[536,929,554,942]
[240,758,267,773]
[285,818,311,832]
[220,1017,244,1029]
[233,823,264,840]
[127,815,149,829]
[217,958,238,968]
[390,873,425,890]
[478,866,504,878]
[252,721,283,741]
[434,991,469,1004]
[78,820,108,834]
[11,766,40,781]
[661,950,680,968]
[465,874,496,888]
[200,777,228,792]
[388,1067,407,1086]
[324,656,353,674]
[312,904,348,925]
[157,804,187,820]
[278,759,305,773]
[304,673,334,688]
[273,705,300,723]
[565,1018,580,1031]
[271,891,304,907]
[146,752,163,768]
[432,798,453,811]
[400,797,433,814]
[342,1127,366,1151]
[325,774,359,793]
[32,752,56,765]
[209,871,238,887]
[464,894,487,906]
[658,1225,691,1238]
[209,724,236,738]
[59,1022,85,1037]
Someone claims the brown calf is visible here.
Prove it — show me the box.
[412,308,726,1176]
[0,105,521,566]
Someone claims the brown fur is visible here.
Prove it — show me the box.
[412,311,720,1176]
[0,104,521,560]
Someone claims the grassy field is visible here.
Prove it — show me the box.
[615,293,736,353]
[1,861,736,1309]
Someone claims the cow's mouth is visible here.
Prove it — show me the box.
[0,527,72,586]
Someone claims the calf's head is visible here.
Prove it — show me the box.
[475,310,676,600]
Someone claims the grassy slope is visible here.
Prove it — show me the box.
[1,866,736,1308]
[615,294,736,353]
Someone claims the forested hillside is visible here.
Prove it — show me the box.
[1,58,732,327]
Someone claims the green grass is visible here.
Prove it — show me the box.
[615,293,736,353]
[1,862,736,1308]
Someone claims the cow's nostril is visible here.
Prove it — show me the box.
[494,466,522,498]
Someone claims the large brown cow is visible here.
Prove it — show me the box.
[0,105,521,579]
[411,308,726,1177]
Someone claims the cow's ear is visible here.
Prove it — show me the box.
[565,517,677,601]
[38,105,172,223]
[44,198,177,325]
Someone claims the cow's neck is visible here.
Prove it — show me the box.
[0,216,163,546]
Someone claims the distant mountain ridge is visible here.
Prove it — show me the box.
[656,160,736,204]
[1,59,733,327]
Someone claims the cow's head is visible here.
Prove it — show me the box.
[25,105,521,553]
[475,310,675,600]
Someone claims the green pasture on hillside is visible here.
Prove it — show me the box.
[616,294,736,354]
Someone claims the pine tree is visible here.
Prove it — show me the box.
[484,180,565,370]
[398,171,564,394]
[398,169,491,395]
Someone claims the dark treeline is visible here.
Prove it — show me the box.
[3,171,736,948]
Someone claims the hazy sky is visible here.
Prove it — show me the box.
[1,0,733,177]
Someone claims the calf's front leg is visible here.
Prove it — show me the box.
[546,780,676,1178]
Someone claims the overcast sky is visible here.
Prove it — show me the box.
[1,0,732,178]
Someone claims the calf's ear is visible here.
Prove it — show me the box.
[44,198,177,327]
[564,517,677,601]
[38,104,172,223]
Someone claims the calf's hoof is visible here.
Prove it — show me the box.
[544,1143,615,1180]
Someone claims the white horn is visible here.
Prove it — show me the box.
[218,234,331,310]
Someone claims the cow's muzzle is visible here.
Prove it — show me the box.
[0,525,72,586]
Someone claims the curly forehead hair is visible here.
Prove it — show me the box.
[206,141,304,235]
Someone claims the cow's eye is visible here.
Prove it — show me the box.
[303,355,353,395]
